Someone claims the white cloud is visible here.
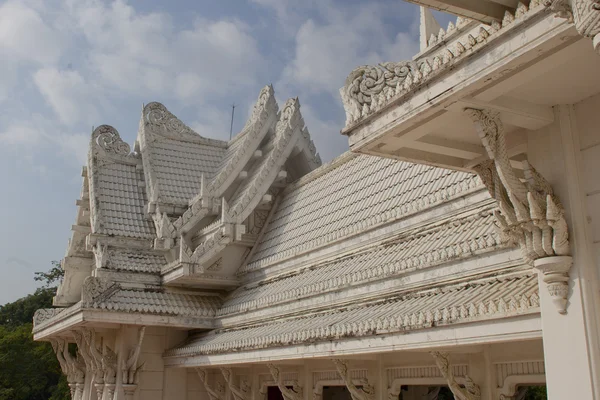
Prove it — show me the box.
[0,1,64,65]
[33,68,99,126]
[280,3,419,98]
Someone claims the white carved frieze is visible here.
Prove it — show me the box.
[545,0,600,53]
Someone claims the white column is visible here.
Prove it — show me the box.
[527,104,600,400]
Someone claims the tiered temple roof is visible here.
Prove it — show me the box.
[33,84,531,366]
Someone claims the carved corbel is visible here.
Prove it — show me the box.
[267,364,304,400]
[50,338,86,400]
[221,367,251,400]
[430,352,480,400]
[545,0,600,54]
[467,108,571,314]
[81,329,104,400]
[331,359,375,400]
[198,369,226,400]
[122,326,146,389]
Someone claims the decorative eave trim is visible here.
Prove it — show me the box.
[221,206,507,317]
[243,174,483,272]
[165,272,540,358]
[340,1,547,131]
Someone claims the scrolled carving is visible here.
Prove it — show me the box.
[430,352,480,400]
[545,0,600,53]
[82,276,120,307]
[91,125,132,157]
[33,308,64,326]
[144,102,202,140]
[340,62,420,125]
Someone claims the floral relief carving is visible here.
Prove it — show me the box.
[545,0,600,52]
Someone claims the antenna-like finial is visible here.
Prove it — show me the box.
[229,103,236,140]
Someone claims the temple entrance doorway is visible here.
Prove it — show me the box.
[322,386,353,400]
[267,386,285,400]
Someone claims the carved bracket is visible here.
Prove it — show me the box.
[467,108,572,314]
[122,326,146,385]
[267,364,304,400]
[430,352,480,400]
[198,369,226,400]
[221,367,251,400]
[331,359,375,400]
[545,0,600,54]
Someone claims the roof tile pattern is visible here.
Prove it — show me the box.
[106,249,165,273]
[219,209,501,316]
[96,162,154,238]
[149,138,227,205]
[90,289,221,317]
[168,273,538,356]
[247,155,480,270]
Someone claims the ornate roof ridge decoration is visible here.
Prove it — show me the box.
[165,273,539,356]
[90,125,139,166]
[228,97,305,223]
[340,0,546,128]
[242,172,482,273]
[219,208,504,317]
[33,308,66,327]
[82,276,121,308]
[545,0,600,53]
[431,352,481,400]
[467,109,572,314]
[207,85,279,197]
[143,102,226,146]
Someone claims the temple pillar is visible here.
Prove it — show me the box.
[526,104,600,400]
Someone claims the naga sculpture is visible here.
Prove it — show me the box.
[331,359,375,400]
[221,367,251,400]
[430,352,480,400]
[267,364,304,400]
[122,326,146,385]
[467,108,572,314]
[198,369,226,400]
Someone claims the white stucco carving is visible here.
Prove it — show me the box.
[332,359,375,400]
[545,0,600,53]
[430,352,480,400]
[467,108,572,314]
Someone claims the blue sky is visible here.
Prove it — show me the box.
[0,0,448,304]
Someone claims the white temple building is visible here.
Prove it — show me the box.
[34,1,600,399]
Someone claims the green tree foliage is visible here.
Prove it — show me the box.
[0,263,69,400]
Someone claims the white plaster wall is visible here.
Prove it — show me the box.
[574,92,600,263]
[133,327,189,400]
